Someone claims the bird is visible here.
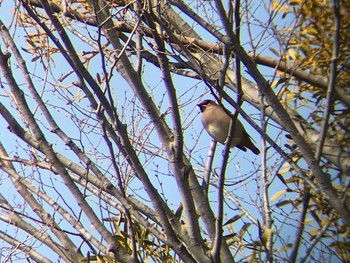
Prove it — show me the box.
[197,99,260,155]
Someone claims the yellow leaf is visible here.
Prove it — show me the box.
[309,228,319,237]
[269,47,281,57]
[289,0,303,5]
[261,228,274,246]
[239,223,251,239]
[304,218,314,224]
[321,217,330,226]
[96,256,103,263]
[278,162,292,175]
[288,49,298,60]
[271,189,287,201]
[299,42,311,54]
[333,184,346,191]
[277,243,293,252]
[301,27,318,36]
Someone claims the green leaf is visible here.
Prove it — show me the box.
[224,213,244,226]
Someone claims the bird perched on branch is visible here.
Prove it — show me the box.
[197,100,260,155]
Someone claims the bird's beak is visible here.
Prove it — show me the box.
[197,103,205,112]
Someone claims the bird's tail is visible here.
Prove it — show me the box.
[242,135,260,155]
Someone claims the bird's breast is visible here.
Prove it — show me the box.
[205,121,228,144]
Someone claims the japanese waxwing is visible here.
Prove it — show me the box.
[197,100,260,155]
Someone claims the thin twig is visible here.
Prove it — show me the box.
[315,0,340,162]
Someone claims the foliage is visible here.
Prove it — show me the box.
[276,0,350,148]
